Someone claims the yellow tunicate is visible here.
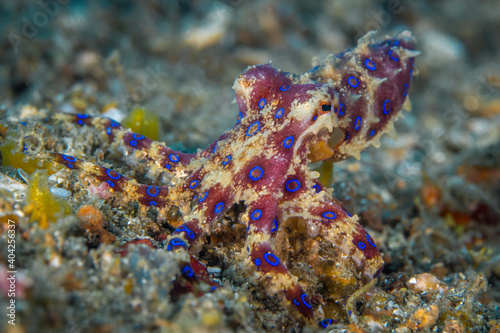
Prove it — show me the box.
[25,170,71,228]
[1,139,56,175]
[123,278,134,294]
[201,310,221,327]
[101,101,118,113]
[122,107,160,140]
[316,159,334,187]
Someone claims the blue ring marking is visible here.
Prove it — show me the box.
[20,121,27,125]
[106,127,111,135]
[246,226,249,233]
[301,294,312,308]
[150,201,157,206]
[392,40,400,45]
[383,99,392,114]
[249,166,263,181]
[246,121,261,136]
[107,181,114,187]
[254,258,261,266]
[211,286,217,291]
[348,76,359,88]
[322,212,337,220]
[264,253,279,266]
[339,103,346,115]
[312,184,321,193]
[106,169,121,179]
[354,116,362,130]
[147,186,159,197]
[215,202,224,213]
[165,164,171,170]
[77,120,83,125]
[403,83,409,97]
[189,180,199,188]
[286,179,301,192]
[358,241,366,250]
[258,98,266,109]
[67,164,73,169]
[345,210,352,217]
[183,266,194,277]
[320,319,333,328]
[283,136,294,148]
[171,238,187,247]
[176,225,195,239]
[193,196,198,201]
[62,155,77,162]
[388,49,399,61]
[77,114,89,119]
[370,129,376,136]
[212,143,218,154]
[111,121,119,127]
[130,140,137,146]
[251,209,262,220]
[293,299,300,306]
[344,132,350,141]
[199,191,208,202]
[133,133,145,140]
[367,234,377,248]
[169,154,179,163]
[312,115,317,121]
[271,219,278,232]
[280,85,290,91]
[275,108,284,118]
[222,156,232,165]
[167,238,187,251]
[364,59,376,70]
[237,112,242,123]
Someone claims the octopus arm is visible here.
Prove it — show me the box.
[278,181,383,282]
[244,195,314,319]
[52,113,195,174]
[49,152,174,217]
[307,31,418,161]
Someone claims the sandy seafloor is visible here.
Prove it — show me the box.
[0,0,499,332]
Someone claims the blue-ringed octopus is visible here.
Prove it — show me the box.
[31,31,417,324]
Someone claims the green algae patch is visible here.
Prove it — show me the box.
[122,107,160,140]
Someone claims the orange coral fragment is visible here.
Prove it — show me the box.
[77,205,116,245]
[308,141,334,163]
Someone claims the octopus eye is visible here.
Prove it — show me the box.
[321,103,332,113]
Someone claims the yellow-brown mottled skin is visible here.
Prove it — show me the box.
[41,31,417,324]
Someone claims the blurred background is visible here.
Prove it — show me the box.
[1,0,499,149]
